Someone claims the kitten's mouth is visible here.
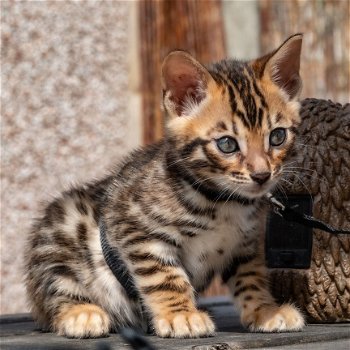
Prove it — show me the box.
[213,176,278,200]
[239,180,277,199]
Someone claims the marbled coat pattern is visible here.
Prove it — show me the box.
[25,35,305,338]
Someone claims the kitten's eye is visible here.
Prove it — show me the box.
[269,128,286,147]
[216,137,239,154]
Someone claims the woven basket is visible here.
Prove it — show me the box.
[269,98,350,322]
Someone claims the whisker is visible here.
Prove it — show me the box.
[280,174,313,197]
[166,155,193,168]
[275,182,288,200]
[281,169,329,188]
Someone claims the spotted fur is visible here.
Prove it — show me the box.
[25,34,305,338]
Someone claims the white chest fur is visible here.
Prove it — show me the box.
[179,202,258,290]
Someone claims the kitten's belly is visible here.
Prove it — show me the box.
[180,204,257,290]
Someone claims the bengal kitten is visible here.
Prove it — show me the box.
[25,34,305,338]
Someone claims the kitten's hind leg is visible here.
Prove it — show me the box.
[54,303,110,338]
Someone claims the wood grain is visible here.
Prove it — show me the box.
[2,298,350,349]
[259,0,349,104]
[138,0,226,144]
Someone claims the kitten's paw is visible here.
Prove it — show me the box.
[243,303,304,332]
[55,304,110,338]
[154,310,215,338]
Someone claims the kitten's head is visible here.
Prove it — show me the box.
[162,34,302,200]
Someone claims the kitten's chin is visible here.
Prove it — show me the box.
[239,181,277,199]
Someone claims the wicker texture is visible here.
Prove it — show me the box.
[270,98,350,322]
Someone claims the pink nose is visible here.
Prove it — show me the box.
[250,172,271,185]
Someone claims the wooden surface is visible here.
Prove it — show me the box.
[1,297,349,350]
[259,0,350,104]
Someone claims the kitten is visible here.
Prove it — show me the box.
[25,34,305,338]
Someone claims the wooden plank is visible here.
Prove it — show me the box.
[1,297,349,349]
[138,0,226,145]
[249,339,350,350]
[259,0,350,104]
[1,321,349,350]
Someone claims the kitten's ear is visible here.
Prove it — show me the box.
[255,34,303,100]
[161,51,211,117]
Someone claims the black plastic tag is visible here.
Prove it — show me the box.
[266,194,313,269]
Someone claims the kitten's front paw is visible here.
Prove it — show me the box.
[55,304,110,338]
[242,303,304,332]
[154,310,215,338]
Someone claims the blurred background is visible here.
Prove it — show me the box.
[1,0,349,314]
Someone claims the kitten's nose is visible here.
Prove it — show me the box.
[250,172,271,185]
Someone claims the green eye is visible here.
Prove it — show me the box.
[269,128,286,146]
[216,137,239,154]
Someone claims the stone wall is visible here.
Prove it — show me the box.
[1,1,140,314]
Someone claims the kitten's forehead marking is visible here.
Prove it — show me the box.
[210,62,268,130]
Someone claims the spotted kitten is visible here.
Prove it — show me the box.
[25,34,305,338]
